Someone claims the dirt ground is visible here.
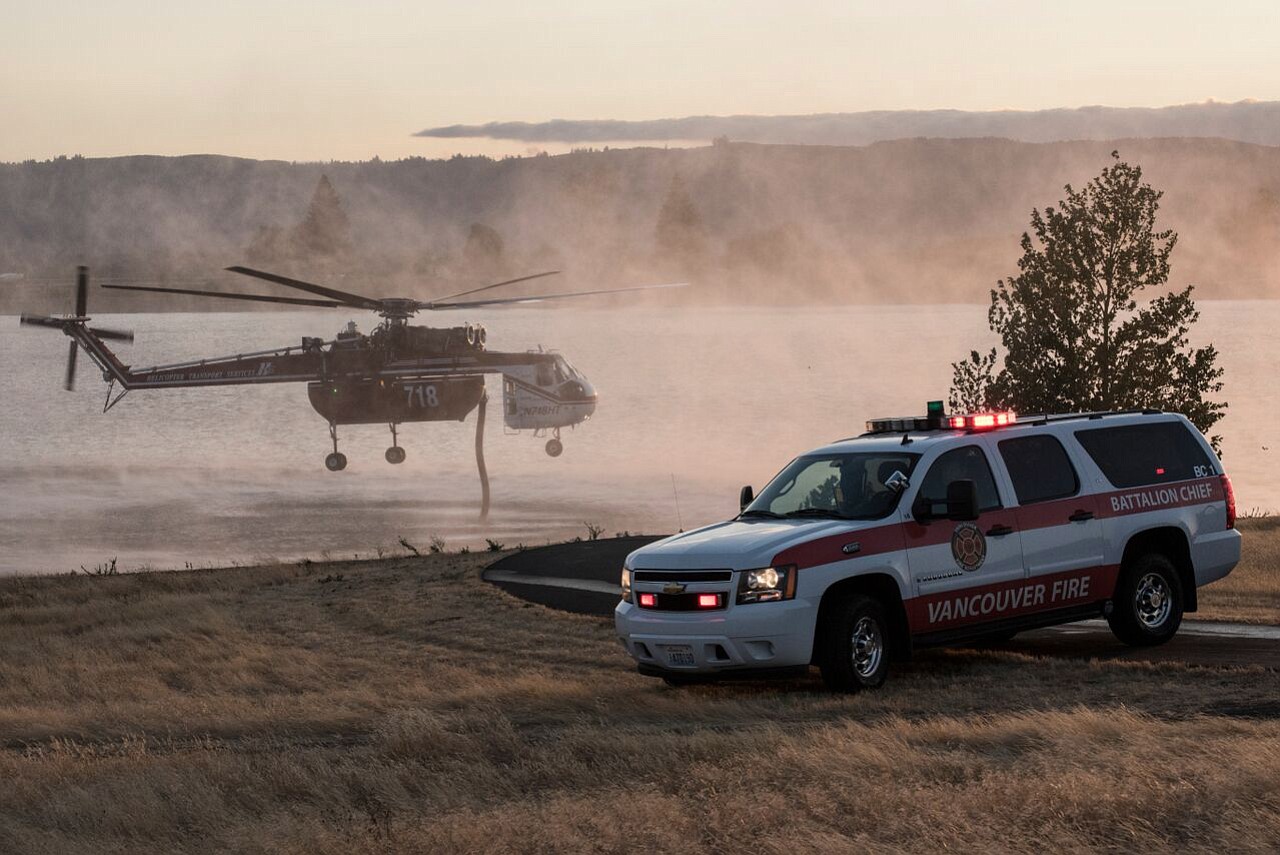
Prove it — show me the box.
[1,528,1278,854]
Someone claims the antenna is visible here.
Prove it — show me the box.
[671,473,684,532]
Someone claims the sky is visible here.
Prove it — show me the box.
[3,0,1280,162]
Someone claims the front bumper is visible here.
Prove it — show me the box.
[615,599,816,675]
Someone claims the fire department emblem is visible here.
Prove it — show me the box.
[950,523,987,572]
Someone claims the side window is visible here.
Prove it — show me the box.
[998,434,1079,504]
[918,445,1002,512]
[1074,421,1215,488]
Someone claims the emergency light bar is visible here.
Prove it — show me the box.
[949,411,1017,430]
[865,401,1018,434]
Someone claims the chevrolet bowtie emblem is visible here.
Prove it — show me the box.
[663,582,687,594]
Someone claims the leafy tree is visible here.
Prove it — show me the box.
[294,174,351,257]
[463,222,505,274]
[655,174,707,272]
[950,154,1226,448]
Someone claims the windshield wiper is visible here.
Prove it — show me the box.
[785,508,856,520]
[738,509,784,519]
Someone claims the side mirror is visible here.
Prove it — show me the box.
[739,485,754,511]
[945,479,980,521]
[884,470,910,493]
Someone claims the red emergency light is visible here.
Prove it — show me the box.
[948,411,1017,430]
[697,593,721,609]
[638,593,656,607]
[866,402,1018,434]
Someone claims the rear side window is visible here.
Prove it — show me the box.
[1074,421,1215,488]
[918,445,1002,512]
[998,435,1079,504]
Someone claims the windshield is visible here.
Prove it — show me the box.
[745,452,920,520]
[552,355,581,382]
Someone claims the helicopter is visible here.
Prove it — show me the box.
[19,265,683,472]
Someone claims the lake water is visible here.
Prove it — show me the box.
[1,303,1276,574]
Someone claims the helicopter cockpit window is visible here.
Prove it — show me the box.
[547,356,582,385]
[536,362,555,386]
[554,356,582,381]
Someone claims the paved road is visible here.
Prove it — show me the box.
[484,537,1280,669]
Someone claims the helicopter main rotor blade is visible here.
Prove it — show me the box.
[429,281,688,310]
[102,283,343,308]
[426,270,561,306]
[224,266,382,310]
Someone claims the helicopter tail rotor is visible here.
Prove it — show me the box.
[16,266,134,391]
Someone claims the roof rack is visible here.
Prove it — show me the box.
[1014,408,1163,426]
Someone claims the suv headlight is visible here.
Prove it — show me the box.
[736,564,796,604]
[621,567,632,603]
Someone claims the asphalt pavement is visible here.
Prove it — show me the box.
[484,536,1280,669]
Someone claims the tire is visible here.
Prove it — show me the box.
[545,438,564,457]
[1107,553,1184,646]
[324,452,347,472]
[817,593,892,692]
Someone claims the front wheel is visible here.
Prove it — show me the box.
[818,594,892,692]
[1107,553,1184,646]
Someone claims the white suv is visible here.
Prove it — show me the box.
[615,406,1240,691]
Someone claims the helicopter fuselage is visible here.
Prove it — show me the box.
[65,317,598,434]
[22,263,652,472]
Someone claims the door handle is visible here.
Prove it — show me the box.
[1069,510,1095,522]
[986,524,1014,536]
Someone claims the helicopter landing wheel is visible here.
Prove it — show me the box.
[385,423,405,464]
[545,438,564,458]
[325,452,348,472]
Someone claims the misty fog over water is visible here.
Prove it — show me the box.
[0,302,1274,575]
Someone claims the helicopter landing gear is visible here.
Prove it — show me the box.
[325,422,348,471]
[385,423,406,464]
[545,428,564,458]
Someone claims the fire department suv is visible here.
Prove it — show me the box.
[615,406,1241,691]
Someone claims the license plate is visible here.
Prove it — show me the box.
[663,645,696,667]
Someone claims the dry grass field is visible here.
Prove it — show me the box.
[1197,517,1280,623]
[0,523,1277,854]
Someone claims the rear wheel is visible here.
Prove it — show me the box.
[1107,553,1184,646]
[818,593,891,692]
[324,452,348,472]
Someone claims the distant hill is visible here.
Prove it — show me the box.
[2,136,1279,312]
[417,100,1280,147]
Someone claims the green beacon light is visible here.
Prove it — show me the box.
[926,400,946,429]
